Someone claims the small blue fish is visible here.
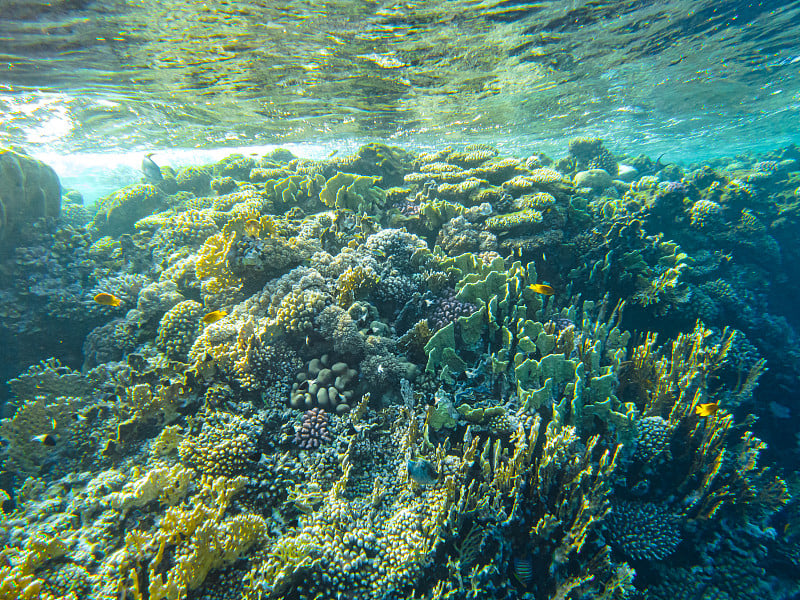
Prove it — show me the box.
[407,459,438,486]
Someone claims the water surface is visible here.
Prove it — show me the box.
[1,0,799,157]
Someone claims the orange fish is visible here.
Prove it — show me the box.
[695,402,718,417]
[528,283,555,296]
[94,292,123,307]
[202,310,227,324]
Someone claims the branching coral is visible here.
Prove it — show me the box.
[124,474,267,600]
[2,142,796,600]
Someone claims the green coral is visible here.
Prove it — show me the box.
[266,173,325,212]
[213,153,256,179]
[175,166,212,194]
[319,172,386,214]
[92,183,164,237]
[419,199,466,231]
[331,142,414,187]
[469,157,522,184]
[425,258,633,434]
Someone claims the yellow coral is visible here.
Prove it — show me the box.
[196,232,242,295]
[138,475,265,600]
[485,209,543,232]
[109,464,194,515]
[335,265,379,308]
[152,425,185,456]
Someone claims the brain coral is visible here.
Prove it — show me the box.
[91,183,164,237]
[0,148,61,246]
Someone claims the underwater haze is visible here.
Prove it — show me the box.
[1,1,800,600]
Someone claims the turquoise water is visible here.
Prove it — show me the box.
[2,0,799,158]
[1,2,800,599]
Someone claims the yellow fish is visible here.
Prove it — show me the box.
[94,292,123,307]
[528,283,555,296]
[202,310,227,324]
[695,402,718,417]
[244,219,261,237]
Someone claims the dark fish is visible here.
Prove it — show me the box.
[142,153,163,182]
[407,459,438,486]
[31,433,57,447]
[653,153,670,173]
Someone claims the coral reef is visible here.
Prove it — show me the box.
[0,142,797,600]
[289,355,358,414]
[0,148,61,247]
